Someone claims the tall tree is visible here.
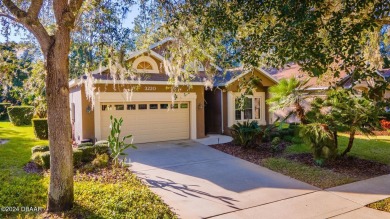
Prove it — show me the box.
[158,0,389,93]
[0,0,134,212]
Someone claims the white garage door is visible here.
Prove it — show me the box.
[100,102,190,143]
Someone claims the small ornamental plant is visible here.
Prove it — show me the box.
[380,119,390,130]
[107,116,136,166]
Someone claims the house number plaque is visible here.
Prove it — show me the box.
[144,86,157,91]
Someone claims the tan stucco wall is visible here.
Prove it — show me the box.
[81,85,95,141]
[222,70,277,135]
[77,83,205,140]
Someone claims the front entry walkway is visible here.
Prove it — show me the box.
[125,140,390,219]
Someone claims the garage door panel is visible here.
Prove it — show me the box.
[100,102,190,143]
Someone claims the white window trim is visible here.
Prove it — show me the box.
[132,56,159,73]
[227,91,266,126]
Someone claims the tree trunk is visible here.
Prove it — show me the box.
[332,130,338,149]
[46,36,73,211]
[294,102,307,124]
[342,130,356,157]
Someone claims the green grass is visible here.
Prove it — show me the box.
[262,158,355,189]
[0,122,49,218]
[286,134,390,164]
[262,133,390,189]
[0,122,175,218]
[367,198,390,213]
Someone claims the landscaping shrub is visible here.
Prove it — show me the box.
[291,136,304,144]
[282,135,293,142]
[95,144,109,155]
[299,123,337,165]
[31,152,43,166]
[73,149,83,167]
[7,106,34,126]
[231,120,262,148]
[271,137,283,154]
[78,142,93,148]
[380,119,390,130]
[32,118,48,139]
[0,103,11,120]
[31,145,49,154]
[40,151,50,169]
[92,153,109,168]
[79,146,96,162]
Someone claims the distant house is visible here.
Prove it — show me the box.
[69,39,279,144]
[268,64,390,122]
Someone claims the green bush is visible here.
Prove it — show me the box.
[95,144,109,155]
[231,120,262,148]
[0,103,11,120]
[282,135,293,142]
[73,149,83,167]
[7,106,34,126]
[32,118,48,139]
[40,151,50,169]
[92,153,109,168]
[78,142,93,148]
[31,145,49,154]
[271,137,282,153]
[299,123,337,165]
[291,136,303,144]
[79,146,96,162]
[31,152,43,166]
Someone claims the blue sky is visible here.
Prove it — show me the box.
[0,4,140,43]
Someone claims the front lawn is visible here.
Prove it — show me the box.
[0,121,175,218]
[212,133,390,189]
[286,134,390,165]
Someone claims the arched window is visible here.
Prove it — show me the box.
[132,56,159,73]
[137,61,153,70]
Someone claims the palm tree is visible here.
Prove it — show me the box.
[267,78,310,124]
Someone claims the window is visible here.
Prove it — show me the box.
[171,103,178,109]
[137,61,153,70]
[150,104,158,109]
[180,103,188,109]
[115,105,124,110]
[127,104,136,110]
[102,105,107,111]
[138,104,147,110]
[160,104,169,109]
[235,96,262,121]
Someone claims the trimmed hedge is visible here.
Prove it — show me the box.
[40,151,51,169]
[31,145,49,154]
[0,103,11,120]
[73,149,83,167]
[32,119,48,139]
[7,106,34,126]
[78,142,93,148]
[79,146,96,162]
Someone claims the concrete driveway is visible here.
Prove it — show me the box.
[125,140,390,219]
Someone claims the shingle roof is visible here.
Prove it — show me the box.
[82,71,207,83]
[268,64,349,88]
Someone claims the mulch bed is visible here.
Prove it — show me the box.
[210,142,289,166]
[23,161,43,174]
[286,153,390,180]
[211,142,390,180]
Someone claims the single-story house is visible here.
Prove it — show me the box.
[69,39,279,144]
[269,64,390,122]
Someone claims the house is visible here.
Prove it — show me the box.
[269,64,390,122]
[69,39,279,144]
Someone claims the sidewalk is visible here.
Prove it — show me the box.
[211,174,390,219]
